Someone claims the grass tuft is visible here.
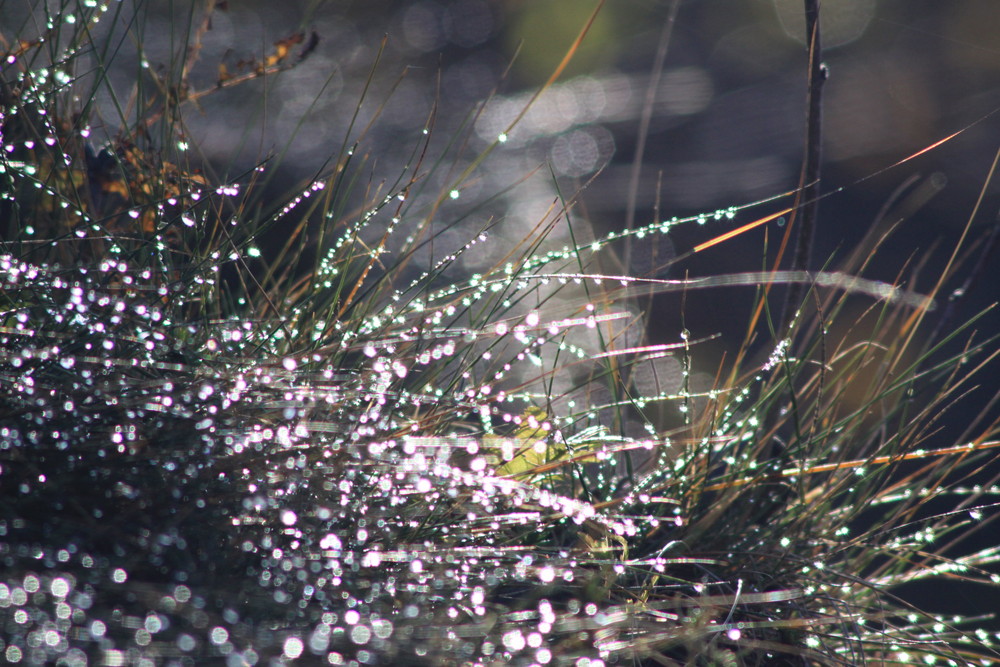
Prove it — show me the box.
[2,2,999,665]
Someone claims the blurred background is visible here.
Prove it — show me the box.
[6,1,998,443]
[6,0,998,335]
[149,0,1000,439]
[71,0,997,351]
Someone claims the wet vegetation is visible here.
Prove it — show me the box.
[2,2,1000,665]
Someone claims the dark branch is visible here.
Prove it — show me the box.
[781,0,827,331]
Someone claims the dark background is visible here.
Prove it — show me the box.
[144,0,1000,435]
[97,0,999,353]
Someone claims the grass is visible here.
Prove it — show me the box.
[2,1,999,665]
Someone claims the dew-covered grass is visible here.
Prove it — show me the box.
[2,2,1000,666]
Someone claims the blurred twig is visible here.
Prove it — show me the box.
[623,0,680,271]
[781,0,827,331]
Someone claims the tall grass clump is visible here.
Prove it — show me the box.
[2,2,999,665]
